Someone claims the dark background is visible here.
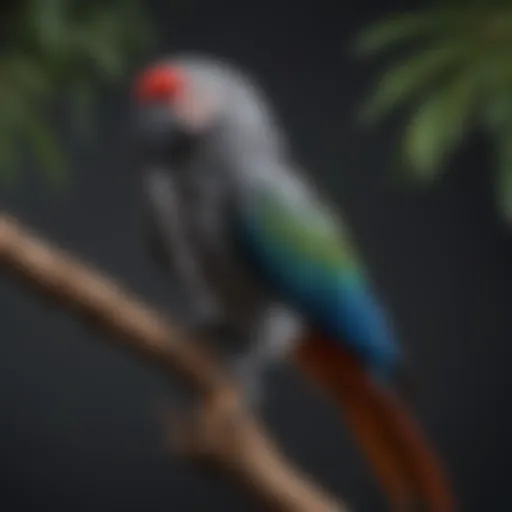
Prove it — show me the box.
[1,0,510,510]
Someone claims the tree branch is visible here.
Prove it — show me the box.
[0,213,349,512]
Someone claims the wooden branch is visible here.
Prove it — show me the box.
[0,213,349,512]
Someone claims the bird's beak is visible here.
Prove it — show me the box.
[134,106,197,166]
[136,106,176,153]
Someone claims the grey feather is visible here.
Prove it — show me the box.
[137,56,306,406]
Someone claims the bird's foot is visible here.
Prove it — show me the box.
[229,355,265,411]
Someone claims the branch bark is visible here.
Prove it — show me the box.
[0,213,349,512]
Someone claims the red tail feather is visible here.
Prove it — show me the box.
[292,333,455,512]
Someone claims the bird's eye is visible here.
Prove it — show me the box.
[135,105,197,166]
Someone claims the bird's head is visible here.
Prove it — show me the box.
[131,57,229,168]
[132,55,288,183]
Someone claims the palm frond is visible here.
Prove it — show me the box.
[2,55,52,102]
[483,94,512,133]
[495,125,512,222]
[355,3,512,224]
[358,41,468,125]
[402,70,478,180]
[0,0,155,185]
[23,0,70,67]
[1,82,66,185]
[352,9,457,57]
[23,113,67,187]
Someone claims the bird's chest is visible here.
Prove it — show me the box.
[176,171,224,255]
[176,174,267,322]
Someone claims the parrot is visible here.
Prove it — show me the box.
[131,54,455,512]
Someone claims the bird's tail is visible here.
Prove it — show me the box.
[291,332,455,512]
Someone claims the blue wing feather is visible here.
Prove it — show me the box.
[235,187,401,376]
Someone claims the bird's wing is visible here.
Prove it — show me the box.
[234,185,400,374]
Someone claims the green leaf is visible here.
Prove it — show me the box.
[25,117,66,187]
[352,10,455,56]
[359,41,467,125]
[402,70,478,180]
[479,45,512,103]
[495,127,512,223]
[26,0,69,63]
[122,9,154,54]
[483,95,512,132]
[72,17,128,83]
[9,100,67,187]
[0,1,153,186]
[0,70,65,184]
[2,55,52,101]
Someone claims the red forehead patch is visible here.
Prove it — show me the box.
[133,65,185,103]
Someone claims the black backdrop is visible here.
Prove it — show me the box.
[0,1,510,510]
